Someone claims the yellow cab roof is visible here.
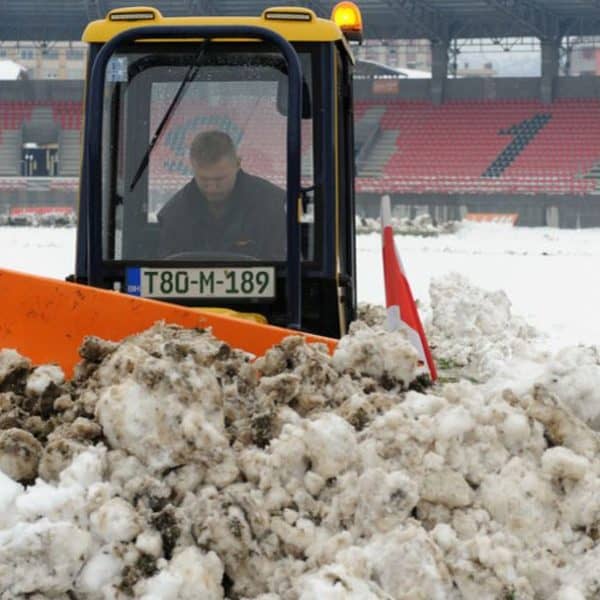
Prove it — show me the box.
[82,5,350,47]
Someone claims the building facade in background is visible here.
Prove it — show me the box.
[571,44,600,76]
[356,39,431,73]
[0,41,85,79]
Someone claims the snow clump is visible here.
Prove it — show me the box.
[428,272,540,381]
[0,278,599,598]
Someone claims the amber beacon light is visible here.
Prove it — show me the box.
[331,1,363,42]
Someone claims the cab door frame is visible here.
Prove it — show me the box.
[79,24,304,328]
[315,41,357,335]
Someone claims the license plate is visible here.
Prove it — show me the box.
[126,267,275,299]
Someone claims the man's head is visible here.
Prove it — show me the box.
[189,130,240,204]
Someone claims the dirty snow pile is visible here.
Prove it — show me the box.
[427,272,542,382]
[1,274,600,598]
[355,213,458,236]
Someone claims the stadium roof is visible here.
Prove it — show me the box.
[0,0,599,42]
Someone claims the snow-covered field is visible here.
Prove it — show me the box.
[356,222,600,352]
[3,222,600,350]
[2,222,600,599]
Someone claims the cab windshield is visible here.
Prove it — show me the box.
[101,43,315,263]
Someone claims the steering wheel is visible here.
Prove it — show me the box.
[163,250,260,262]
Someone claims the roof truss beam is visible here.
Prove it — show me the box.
[385,0,449,42]
[186,0,218,16]
[304,1,330,17]
[481,0,562,40]
[86,0,107,20]
[1,0,599,41]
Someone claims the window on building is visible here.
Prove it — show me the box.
[66,49,84,60]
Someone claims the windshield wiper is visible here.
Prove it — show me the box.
[129,39,210,192]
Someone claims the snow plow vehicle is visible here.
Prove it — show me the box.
[0,3,364,375]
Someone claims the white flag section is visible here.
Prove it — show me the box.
[380,195,437,380]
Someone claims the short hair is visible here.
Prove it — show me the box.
[189,130,237,166]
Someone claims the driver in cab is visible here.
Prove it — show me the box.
[158,130,286,260]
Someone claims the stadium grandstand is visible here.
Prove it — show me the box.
[1,0,600,227]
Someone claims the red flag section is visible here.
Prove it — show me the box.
[380,196,437,381]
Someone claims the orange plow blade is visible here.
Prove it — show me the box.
[0,269,337,378]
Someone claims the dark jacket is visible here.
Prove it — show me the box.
[157,170,286,260]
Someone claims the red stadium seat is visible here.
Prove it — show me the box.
[355,98,600,196]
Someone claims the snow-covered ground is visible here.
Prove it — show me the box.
[3,222,600,350]
[2,222,600,599]
[357,222,600,351]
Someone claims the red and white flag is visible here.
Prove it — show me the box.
[380,195,437,381]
